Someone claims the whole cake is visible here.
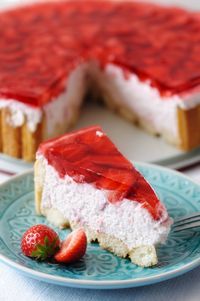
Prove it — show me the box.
[35,125,172,267]
[0,0,200,161]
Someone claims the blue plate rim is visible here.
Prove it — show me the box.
[0,162,200,289]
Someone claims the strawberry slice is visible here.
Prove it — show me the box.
[54,228,87,264]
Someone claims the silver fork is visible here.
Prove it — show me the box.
[173,212,200,232]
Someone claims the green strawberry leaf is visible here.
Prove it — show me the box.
[30,236,59,261]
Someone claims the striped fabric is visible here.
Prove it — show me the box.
[0,154,32,183]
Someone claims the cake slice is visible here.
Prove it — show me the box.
[35,125,172,267]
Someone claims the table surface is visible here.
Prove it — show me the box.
[0,0,200,300]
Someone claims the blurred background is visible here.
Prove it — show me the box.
[1,0,200,11]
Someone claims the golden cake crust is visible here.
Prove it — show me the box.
[0,108,44,161]
[0,110,2,152]
[1,108,22,158]
[178,104,200,150]
[0,106,80,161]
[1,102,200,161]
[21,118,45,162]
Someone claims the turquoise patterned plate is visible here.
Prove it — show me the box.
[0,163,200,289]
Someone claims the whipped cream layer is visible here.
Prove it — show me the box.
[44,64,88,138]
[92,63,200,143]
[0,100,42,132]
[0,64,87,134]
[1,61,200,137]
[38,156,171,250]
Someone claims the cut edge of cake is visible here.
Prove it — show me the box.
[0,64,88,161]
[1,60,200,162]
[90,62,200,151]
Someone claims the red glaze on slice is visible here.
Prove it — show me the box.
[38,126,167,221]
[0,1,200,106]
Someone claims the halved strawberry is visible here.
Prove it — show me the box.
[54,228,87,264]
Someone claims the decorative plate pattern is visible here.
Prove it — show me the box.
[0,163,200,289]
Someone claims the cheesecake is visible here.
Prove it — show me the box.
[0,1,200,161]
[35,125,172,267]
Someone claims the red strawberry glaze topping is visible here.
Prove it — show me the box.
[1,1,200,106]
[38,126,167,221]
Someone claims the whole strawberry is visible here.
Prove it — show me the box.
[21,224,60,261]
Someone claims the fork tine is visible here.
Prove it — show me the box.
[174,216,200,227]
[174,212,200,223]
[173,220,200,232]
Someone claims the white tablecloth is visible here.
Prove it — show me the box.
[0,263,200,301]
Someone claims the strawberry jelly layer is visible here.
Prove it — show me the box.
[38,126,166,221]
[1,1,200,107]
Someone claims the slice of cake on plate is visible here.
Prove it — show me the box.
[35,125,172,267]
